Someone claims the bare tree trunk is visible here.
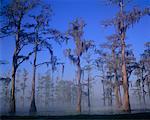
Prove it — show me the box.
[29,43,37,113]
[10,32,19,113]
[77,57,82,113]
[142,83,146,108]
[119,0,131,112]
[121,40,131,112]
[10,63,16,113]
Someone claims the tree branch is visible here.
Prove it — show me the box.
[17,51,34,67]
[36,61,52,67]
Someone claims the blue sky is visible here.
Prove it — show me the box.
[0,0,150,80]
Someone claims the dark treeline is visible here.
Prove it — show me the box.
[0,0,150,115]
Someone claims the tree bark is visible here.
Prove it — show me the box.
[10,62,16,113]
[119,0,131,112]
[121,40,131,112]
[10,31,19,113]
[77,57,82,113]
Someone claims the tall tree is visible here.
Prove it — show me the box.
[0,0,39,113]
[95,50,107,106]
[65,19,93,113]
[103,0,150,112]
[82,50,94,112]
[101,34,122,108]
[28,4,52,113]
[141,42,150,100]
[134,42,150,108]
[28,4,67,113]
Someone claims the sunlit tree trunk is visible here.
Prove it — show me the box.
[119,0,131,112]
[118,85,122,105]
[121,40,131,112]
[77,57,82,113]
[121,38,131,112]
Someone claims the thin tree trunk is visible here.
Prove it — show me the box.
[101,65,106,106]
[102,82,106,106]
[77,57,82,113]
[109,80,113,106]
[22,80,25,110]
[141,66,146,108]
[10,64,16,113]
[10,32,19,113]
[87,73,91,112]
[29,43,37,113]
[138,87,142,107]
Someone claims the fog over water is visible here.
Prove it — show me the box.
[0,0,150,116]
[0,74,150,115]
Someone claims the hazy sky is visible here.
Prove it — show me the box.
[0,0,150,80]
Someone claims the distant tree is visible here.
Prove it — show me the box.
[82,50,94,112]
[0,77,11,112]
[0,0,39,113]
[133,42,150,108]
[141,42,150,99]
[27,3,67,113]
[65,18,93,112]
[103,0,150,112]
[28,4,52,113]
[20,68,28,110]
[41,69,51,110]
[70,79,78,105]
[95,50,107,106]
[55,80,72,104]
[132,79,142,107]
[95,50,114,107]
[100,34,122,108]
[36,73,44,109]
[134,63,147,108]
